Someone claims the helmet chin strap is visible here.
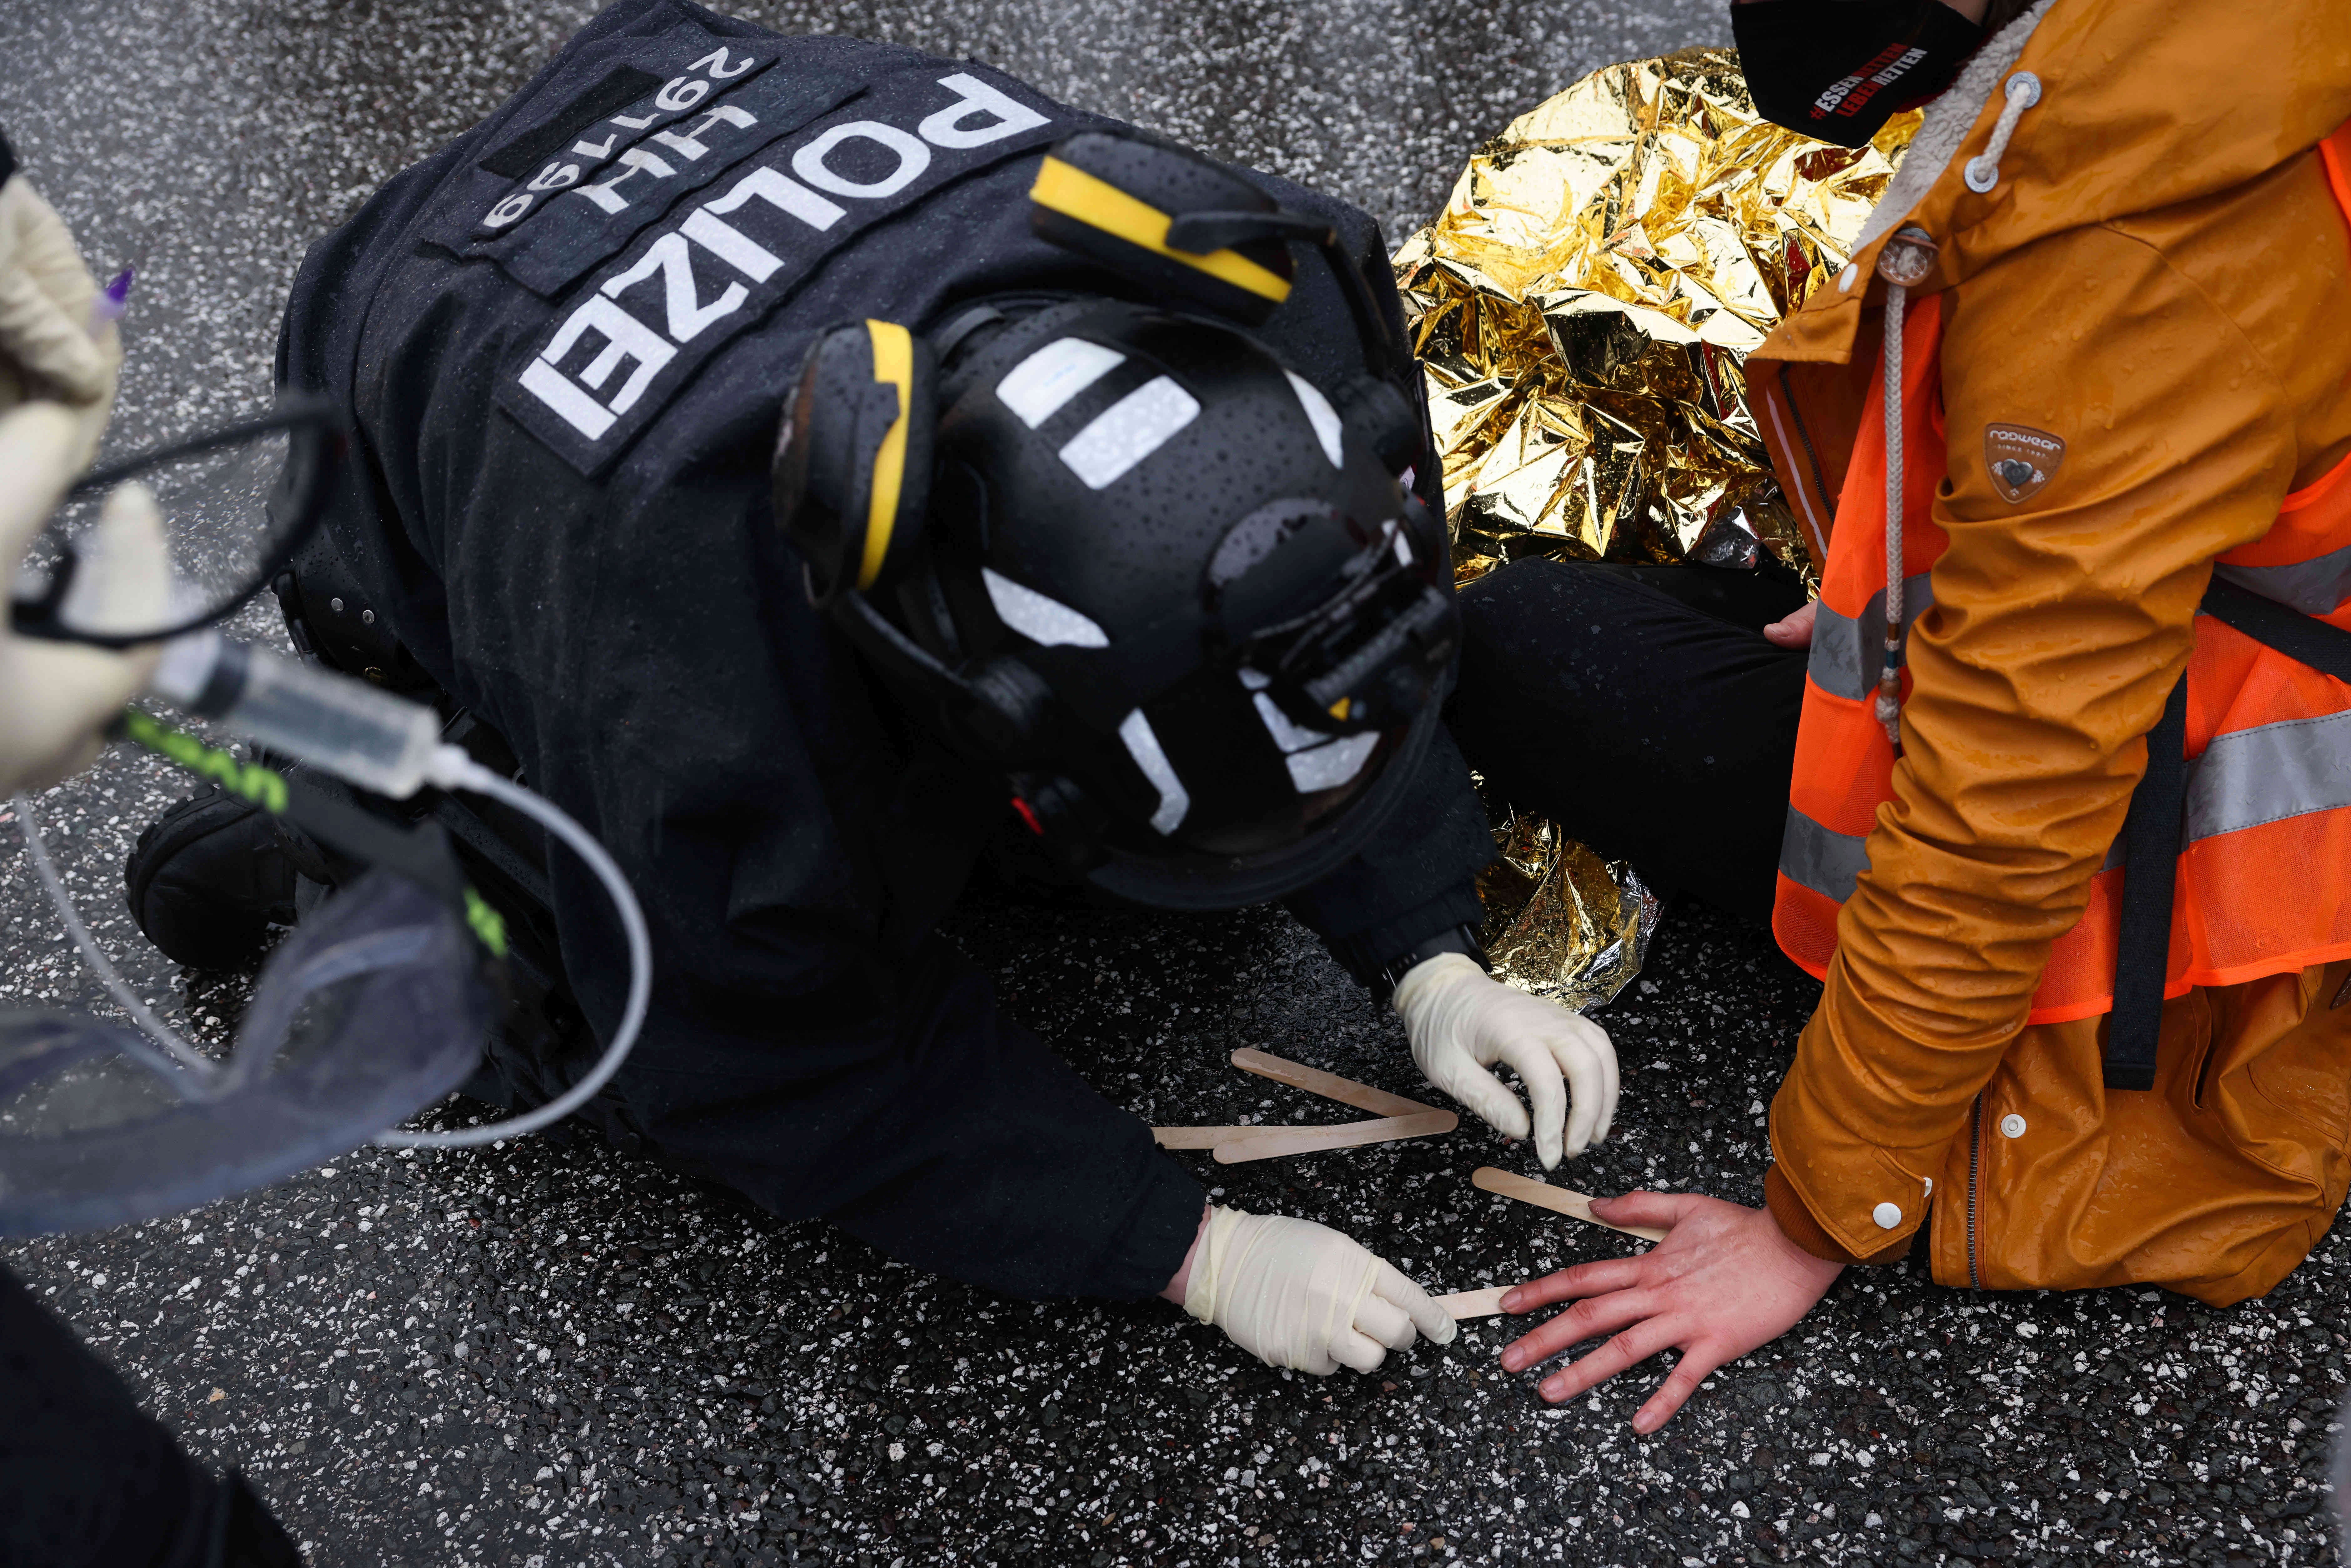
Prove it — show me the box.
[830,584,1024,745]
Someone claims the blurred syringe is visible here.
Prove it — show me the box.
[150,628,459,798]
[126,628,654,1149]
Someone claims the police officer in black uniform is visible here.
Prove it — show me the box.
[127,0,1621,1373]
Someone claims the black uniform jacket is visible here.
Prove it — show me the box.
[274,0,1493,1299]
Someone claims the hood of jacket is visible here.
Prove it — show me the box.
[1761,0,2351,368]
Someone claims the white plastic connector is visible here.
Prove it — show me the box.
[422,742,476,793]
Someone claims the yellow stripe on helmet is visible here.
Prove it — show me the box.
[859,319,914,592]
[1029,157,1293,305]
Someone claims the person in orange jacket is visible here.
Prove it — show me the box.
[1446,0,2351,1430]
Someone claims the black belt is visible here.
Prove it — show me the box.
[2104,577,2351,1090]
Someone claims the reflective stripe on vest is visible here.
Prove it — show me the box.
[1771,121,2351,1022]
[1806,573,1934,701]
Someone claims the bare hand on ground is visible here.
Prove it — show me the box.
[1494,1191,1842,1431]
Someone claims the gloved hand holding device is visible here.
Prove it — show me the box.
[0,402,165,794]
[0,166,119,465]
[0,141,310,1568]
[0,142,647,1198]
[1174,1205,1456,1375]
[0,147,156,796]
[1394,952,1620,1169]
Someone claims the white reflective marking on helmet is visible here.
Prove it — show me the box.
[996,337,1125,428]
[981,567,1109,648]
[1284,371,1345,468]
[1248,689,1330,755]
[1059,377,1200,490]
[1285,731,1381,793]
[1118,708,1191,834]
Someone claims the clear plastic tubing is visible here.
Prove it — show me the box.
[139,631,654,1150]
[149,631,444,798]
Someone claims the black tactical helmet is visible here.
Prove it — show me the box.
[773,132,1458,909]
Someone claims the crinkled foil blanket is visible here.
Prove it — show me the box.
[1397,50,1916,1006]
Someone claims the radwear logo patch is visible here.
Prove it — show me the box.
[1984,422,2064,505]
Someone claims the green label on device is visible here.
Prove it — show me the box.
[463,887,510,958]
[119,709,289,814]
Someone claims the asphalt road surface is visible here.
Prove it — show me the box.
[3,1,2348,1565]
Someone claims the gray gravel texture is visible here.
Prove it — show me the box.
[3,1,2348,1565]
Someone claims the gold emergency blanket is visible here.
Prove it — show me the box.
[1474,794,1660,1011]
[1394,48,1919,583]
[1398,50,1916,1004]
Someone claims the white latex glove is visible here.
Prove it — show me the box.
[0,174,118,464]
[1182,1206,1455,1375]
[1393,951,1620,1169]
[0,402,167,793]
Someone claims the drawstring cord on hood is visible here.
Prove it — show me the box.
[1843,38,2031,752]
[1963,72,2042,193]
[1879,273,1908,749]
[1860,59,2041,752]
[1874,226,1942,752]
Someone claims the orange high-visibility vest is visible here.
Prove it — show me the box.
[1772,129,2351,1024]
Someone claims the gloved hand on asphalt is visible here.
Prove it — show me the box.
[1393,952,1620,1170]
[0,171,119,464]
[0,402,167,794]
[1181,1206,1456,1375]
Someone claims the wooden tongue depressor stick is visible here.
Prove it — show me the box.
[1150,1050,1456,1159]
[1471,1166,1670,1243]
[1436,1286,1512,1320]
[1154,1121,1439,1154]
[1211,1110,1456,1165]
[1151,1124,1316,1150]
[1229,1048,1438,1120]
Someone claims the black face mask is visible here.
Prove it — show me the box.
[1731,1,1986,148]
